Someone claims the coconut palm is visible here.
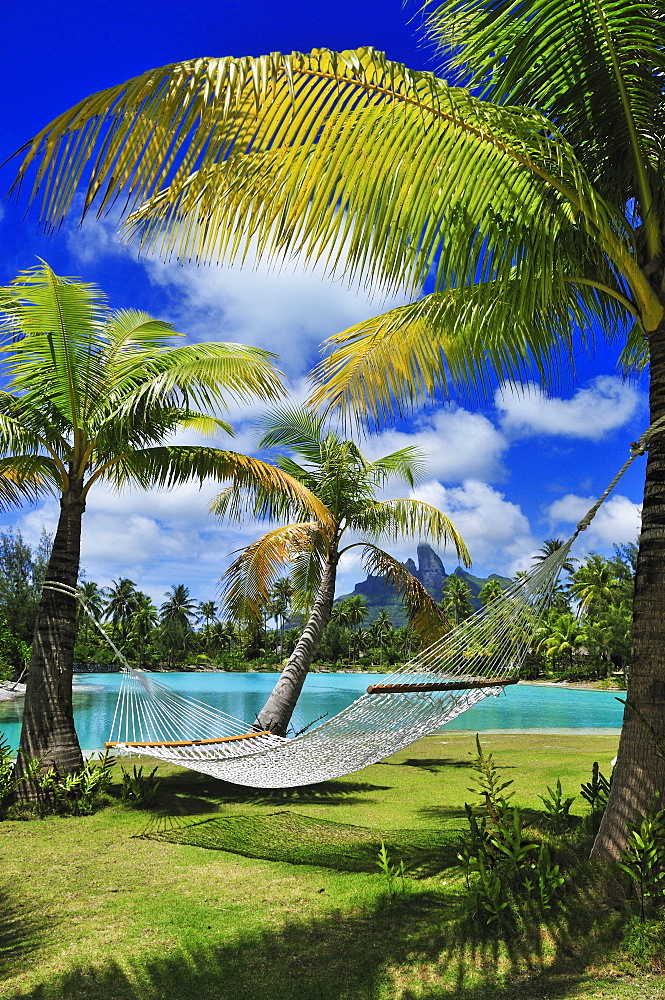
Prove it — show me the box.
[104,578,139,642]
[128,592,159,668]
[9,3,665,853]
[478,579,505,607]
[535,612,588,675]
[571,554,620,618]
[0,262,322,782]
[442,575,474,625]
[217,406,469,735]
[268,578,293,653]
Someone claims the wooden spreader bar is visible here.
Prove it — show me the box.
[105,731,271,749]
[366,678,518,695]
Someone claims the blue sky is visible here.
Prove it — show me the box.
[0,1,645,606]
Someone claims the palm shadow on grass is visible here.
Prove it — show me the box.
[0,883,47,978]
[145,809,461,874]
[16,883,628,1000]
[382,756,475,772]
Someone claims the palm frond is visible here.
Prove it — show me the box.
[310,272,635,419]
[0,455,61,506]
[257,405,327,461]
[220,522,321,623]
[360,544,452,644]
[10,49,639,304]
[350,499,471,567]
[427,0,665,234]
[91,445,333,524]
[366,447,428,488]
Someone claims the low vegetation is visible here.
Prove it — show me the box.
[1,732,663,999]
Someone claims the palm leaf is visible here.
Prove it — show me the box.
[221,522,321,623]
[89,445,333,524]
[427,0,665,246]
[310,272,634,419]
[350,499,471,567]
[10,48,644,308]
[360,544,452,644]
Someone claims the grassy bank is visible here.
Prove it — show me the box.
[1,732,662,999]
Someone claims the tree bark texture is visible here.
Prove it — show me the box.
[256,557,338,737]
[593,314,665,858]
[15,486,85,791]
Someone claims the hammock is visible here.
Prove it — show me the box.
[46,425,653,788]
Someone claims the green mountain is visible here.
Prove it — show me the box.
[335,543,511,626]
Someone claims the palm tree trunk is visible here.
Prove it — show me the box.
[15,486,85,795]
[256,556,338,736]
[593,315,665,858]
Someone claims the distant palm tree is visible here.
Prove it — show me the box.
[104,578,139,642]
[197,600,219,656]
[535,613,587,674]
[478,579,504,607]
[571,555,618,617]
[218,405,469,734]
[442,576,474,625]
[160,585,198,666]
[268,578,293,653]
[533,539,576,575]
[128,593,159,667]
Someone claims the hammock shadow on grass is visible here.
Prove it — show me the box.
[382,756,476,772]
[0,884,47,977]
[152,767,391,810]
[13,883,628,1000]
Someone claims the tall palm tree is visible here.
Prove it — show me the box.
[535,612,588,674]
[128,592,159,668]
[571,554,619,618]
[198,599,219,656]
[442,575,474,625]
[104,577,139,642]
[0,262,320,782]
[268,578,293,653]
[217,406,469,735]
[160,584,198,667]
[478,579,504,607]
[8,3,664,853]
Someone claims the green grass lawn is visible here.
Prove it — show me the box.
[1,731,662,999]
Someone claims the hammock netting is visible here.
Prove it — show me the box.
[47,424,654,788]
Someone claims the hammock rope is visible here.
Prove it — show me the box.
[44,426,653,788]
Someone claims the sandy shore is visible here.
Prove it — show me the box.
[0,681,26,701]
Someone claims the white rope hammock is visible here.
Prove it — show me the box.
[46,424,657,788]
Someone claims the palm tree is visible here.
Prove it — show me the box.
[128,592,159,668]
[268,578,293,653]
[442,576,474,625]
[218,406,469,735]
[0,262,315,783]
[478,579,505,607]
[534,540,577,576]
[571,554,619,618]
[535,612,588,674]
[198,600,218,630]
[104,578,139,642]
[160,584,198,667]
[9,4,665,853]
[198,599,219,656]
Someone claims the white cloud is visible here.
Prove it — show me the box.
[66,213,409,378]
[546,492,641,550]
[363,406,508,484]
[496,377,643,441]
[406,479,536,576]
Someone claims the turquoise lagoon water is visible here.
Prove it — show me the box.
[0,673,623,752]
